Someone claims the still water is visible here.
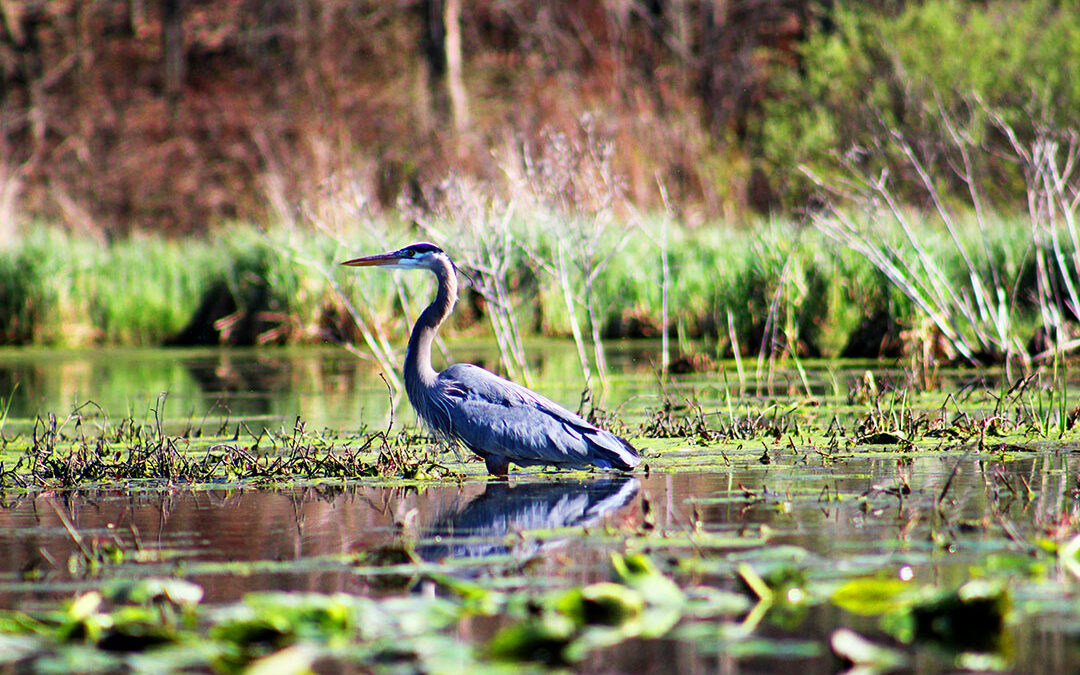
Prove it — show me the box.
[0,345,1078,673]
[0,342,656,433]
[1,456,1078,673]
[0,342,1011,432]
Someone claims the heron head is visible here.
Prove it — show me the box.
[341,242,446,270]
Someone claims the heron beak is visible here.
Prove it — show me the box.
[341,252,401,267]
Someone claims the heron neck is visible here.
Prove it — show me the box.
[405,257,457,389]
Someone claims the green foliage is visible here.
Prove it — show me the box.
[909,580,1010,652]
[0,228,218,346]
[763,0,1080,206]
[2,220,880,355]
[487,553,703,665]
[831,577,915,616]
[832,576,1011,660]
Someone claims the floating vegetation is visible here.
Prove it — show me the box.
[5,368,1080,490]
[0,413,460,489]
[0,558,744,673]
[0,545,1047,674]
[636,374,1080,456]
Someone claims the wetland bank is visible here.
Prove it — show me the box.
[2,348,1080,673]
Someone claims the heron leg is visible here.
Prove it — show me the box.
[484,455,510,478]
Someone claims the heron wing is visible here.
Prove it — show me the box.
[433,364,640,470]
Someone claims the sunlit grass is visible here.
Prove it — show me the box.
[1,228,219,346]
[0,219,885,349]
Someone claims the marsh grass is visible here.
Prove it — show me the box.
[9,362,1080,491]
[0,228,241,346]
[806,100,1080,371]
[0,208,1065,382]
[634,364,1080,456]
[0,217,867,361]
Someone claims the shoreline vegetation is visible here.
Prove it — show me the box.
[0,210,1073,372]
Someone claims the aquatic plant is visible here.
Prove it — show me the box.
[0,555,752,673]
[0,540,1037,673]
[0,412,456,489]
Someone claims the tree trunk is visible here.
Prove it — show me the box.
[421,0,468,133]
[421,0,448,126]
[161,0,184,101]
[444,0,469,133]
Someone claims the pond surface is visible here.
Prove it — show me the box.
[1,345,1080,673]
[2,454,1079,673]
[0,342,1016,432]
[0,343,644,432]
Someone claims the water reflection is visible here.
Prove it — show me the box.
[416,476,640,562]
[0,477,643,606]
[0,343,661,433]
[0,342,1023,435]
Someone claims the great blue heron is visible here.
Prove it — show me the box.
[342,242,641,476]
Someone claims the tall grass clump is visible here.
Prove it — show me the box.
[0,215,892,370]
[91,236,223,345]
[0,228,221,346]
[0,236,41,344]
[0,187,1007,377]
[805,103,1080,368]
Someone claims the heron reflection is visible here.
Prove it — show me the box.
[416,476,640,562]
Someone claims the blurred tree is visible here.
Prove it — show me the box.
[420,0,468,135]
[2,0,1060,234]
[161,0,184,103]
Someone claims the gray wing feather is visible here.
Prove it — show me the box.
[431,364,639,470]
